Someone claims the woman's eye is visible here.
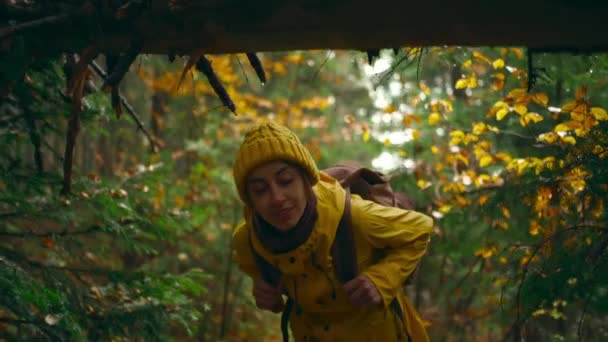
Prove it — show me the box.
[251,187,266,195]
[278,178,293,186]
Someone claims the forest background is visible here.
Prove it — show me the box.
[1,43,608,341]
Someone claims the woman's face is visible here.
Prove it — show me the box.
[246,161,308,232]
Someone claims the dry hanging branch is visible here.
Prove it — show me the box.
[366,49,380,65]
[175,49,204,91]
[114,0,150,21]
[0,12,71,40]
[102,41,142,91]
[89,61,161,152]
[196,55,236,114]
[105,54,123,118]
[246,53,266,84]
[62,47,99,194]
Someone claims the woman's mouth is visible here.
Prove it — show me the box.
[276,207,294,220]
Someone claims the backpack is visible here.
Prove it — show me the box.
[250,161,418,342]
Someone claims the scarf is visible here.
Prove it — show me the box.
[253,190,318,254]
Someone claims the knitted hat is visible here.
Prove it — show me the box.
[233,121,320,202]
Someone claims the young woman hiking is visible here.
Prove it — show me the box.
[231,121,433,341]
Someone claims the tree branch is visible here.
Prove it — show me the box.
[89,61,160,152]
[0,13,71,40]
[0,225,102,238]
[512,224,605,340]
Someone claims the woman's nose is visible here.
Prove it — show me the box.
[269,185,286,203]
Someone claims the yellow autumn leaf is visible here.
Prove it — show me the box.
[441,100,454,112]
[511,48,524,58]
[529,220,540,236]
[561,100,577,112]
[514,104,528,115]
[463,133,479,145]
[496,108,509,121]
[538,132,558,144]
[473,51,491,64]
[493,100,509,109]
[507,88,528,100]
[472,122,487,135]
[417,179,431,189]
[419,82,431,95]
[554,123,571,132]
[384,105,398,113]
[532,93,549,106]
[561,136,576,145]
[475,247,495,259]
[456,153,470,166]
[478,195,489,206]
[495,152,512,163]
[520,112,544,127]
[455,78,469,89]
[428,112,441,125]
[526,112,544,123]
[439,205,452,213]
[492,72,506,80]
[591,107,608,120]
[479,155,493,167]
[501,206,511,219]
[495,220,509,230]
[492,58,505,69]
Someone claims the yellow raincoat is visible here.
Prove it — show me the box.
[233,172,433,341]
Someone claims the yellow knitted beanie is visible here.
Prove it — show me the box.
[233,121,320,202]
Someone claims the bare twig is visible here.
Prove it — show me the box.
[90,61,160,152]
[0,13,71,40]
[513,224,604,340]
[309,50,332,82]
[62,52,91,194]
[577,234,608,339]
[234,54,249,84]
[102,41,142,90]
[196,55,236,114]
[445,256,482,299]
[246,52,266,84]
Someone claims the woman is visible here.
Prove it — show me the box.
[232,121,433,341]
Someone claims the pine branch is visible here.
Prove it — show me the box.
[0,246,145,278]
[0,317,37,326]
[0,225,102,237]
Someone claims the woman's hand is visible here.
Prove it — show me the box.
[343,275,382,306]
[253,280,285,312]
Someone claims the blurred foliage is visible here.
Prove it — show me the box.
[1,46,607,341]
